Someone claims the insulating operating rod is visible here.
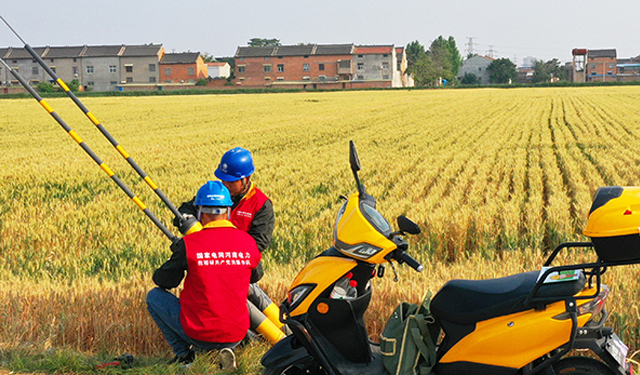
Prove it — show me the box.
[0,56,179,243]
[0,14,183,222]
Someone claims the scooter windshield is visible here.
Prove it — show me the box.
[360,201,392,237]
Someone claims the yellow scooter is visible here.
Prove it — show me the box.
[262,141,634,375]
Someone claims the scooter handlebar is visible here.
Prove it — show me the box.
[397,251,424,272]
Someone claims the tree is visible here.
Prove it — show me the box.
[460,72,481,85]
[408,55,438,86]
[406,36,462,86]
[488,58,517,84]
[406,40,426,68]
[532,58,565,83]
[248,38,281,47]
[427,36,462,77]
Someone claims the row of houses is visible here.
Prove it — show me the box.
[0,44,212,92]
[234,44,413,89]
[569,48,640,83]
[458,49,640,85]
[0,42,413,92]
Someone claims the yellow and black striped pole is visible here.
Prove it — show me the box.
[0,14,200,236]
[0,56,179,243]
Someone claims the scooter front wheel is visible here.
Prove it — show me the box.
[552,357,616,375]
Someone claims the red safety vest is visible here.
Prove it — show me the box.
[230,184,270,233]
[180,220,261,343]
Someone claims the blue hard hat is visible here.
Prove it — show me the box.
[215,147,255,182]
[194,180,233,207]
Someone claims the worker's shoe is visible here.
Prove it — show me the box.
[216,348,237,371]
[169,350,195,366]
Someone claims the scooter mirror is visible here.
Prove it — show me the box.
[349,140,366,197]
[349,140,361,172]
[397,215,421,235]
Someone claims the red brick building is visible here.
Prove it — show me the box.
[235,44,355,89]
[159,52,207,83]
[586,49,617,82]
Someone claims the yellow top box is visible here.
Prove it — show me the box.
[583,186,640,238]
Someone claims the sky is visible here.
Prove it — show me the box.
[1,0,639,66]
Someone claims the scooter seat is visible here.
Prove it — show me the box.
[430,270,586,325]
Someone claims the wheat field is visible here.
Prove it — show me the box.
[1,86,640,371]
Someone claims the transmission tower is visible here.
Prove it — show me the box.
[466,37,475,56]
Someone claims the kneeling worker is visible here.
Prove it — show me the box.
[147,180,261,368]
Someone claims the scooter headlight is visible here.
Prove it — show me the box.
[287,284,316,311]
[338,242,383,259]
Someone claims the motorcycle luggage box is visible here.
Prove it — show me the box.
[584,186,640,262]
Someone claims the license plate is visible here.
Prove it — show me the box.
[605,333,629,368]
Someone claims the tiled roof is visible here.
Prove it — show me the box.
[160,52,201,64]
[588,49,616,58]
[44,46,85,58]
[0,48,9,59]
[236,44,356,57]
[5,47,47,59]
[208,62,228,67]
[236,46,275,57]
[83,45,125,57]
[273,45,315,56]
[315,44,355,55]
[121,44,163,57]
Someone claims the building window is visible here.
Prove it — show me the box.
[277,77,284,80]
[32,67,39,75]
[383,54,388,57]
[607,71,613,75]
[126,77,133,83]
[590,63,596,69]
[149,77,156,83]
[303,63,310,71]
[383,75,390,79]
[73,66,79,75]
[165,80,172,83]
[357,75,364,80]
[265,77,271,81]
[87,66,94,74]
[263,65,272,73]
[591,72,597,75]
[357,54,364,58]
[51,67,56,73]
[277,64,284,72]
[109,65,117,74]
[50,58,54,63]
[319,63,325,71]
[110,81,118,85]
[125,65,133,73]
[382,62,390,70]
[88,82,94,86]
[188,67,195,75]
[264,57,270,61]
[238,65,246,73]
[357,63,364,70]
[165,68,171,76]
[149,64,156,72]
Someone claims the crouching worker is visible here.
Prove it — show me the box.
[147,180,261,368]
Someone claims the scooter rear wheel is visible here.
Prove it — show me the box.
[552,357,616,375]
